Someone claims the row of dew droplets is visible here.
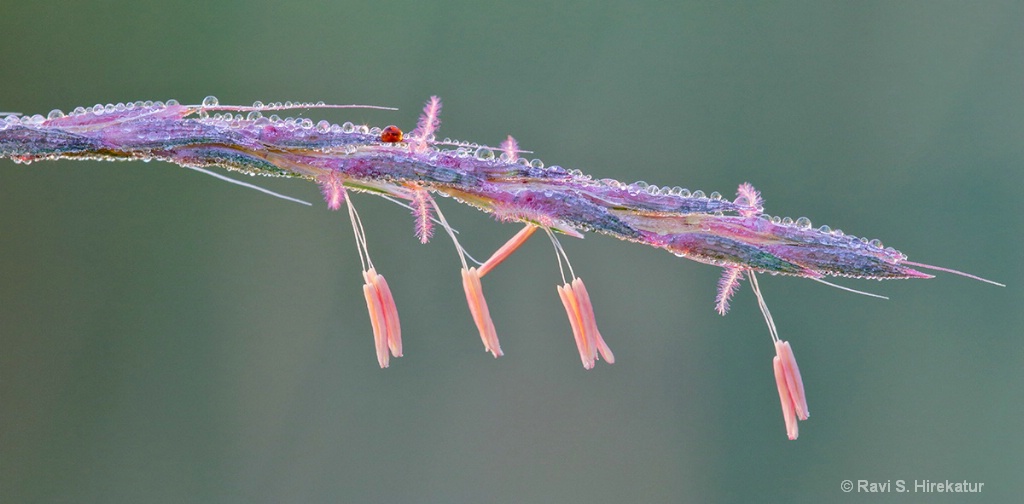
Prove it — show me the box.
[3,99,183,130]
[197,96,362,140]
[629,180,726,200]
[757,213,893,253]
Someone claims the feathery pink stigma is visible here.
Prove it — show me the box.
[318,172,346,211]
[362,268,402,368]
[462,267,502,357]
[735,182,763,218]
[412,96,442,151]
[772,340,808,440]
[500,135,519,162]
[411,189,435,244]
[557,278,614,369]
[715,267,744,315]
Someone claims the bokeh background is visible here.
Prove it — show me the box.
[2,1,1021,502]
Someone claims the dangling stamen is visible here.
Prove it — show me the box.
[746,271,809,439]
[344,197,401,367]
[542,228,612,368]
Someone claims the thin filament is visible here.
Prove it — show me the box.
[747,271,779,343]
[902,261,1006,287]
[345,197,371,271]
[544,228,576,283]
[809,277,889,300]
[182,165,312,206]
[427,197,469,269]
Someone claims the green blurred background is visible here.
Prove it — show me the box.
[1,1,1021,502]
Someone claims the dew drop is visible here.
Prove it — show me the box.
[795,217,812,229]
[198,109,209,120]
[530,158,544,169]
[316,120,331,132]
[710,191,722,200]
[202,95,219,107]
[634,180,648,189]
[771,216,782,224]
[300,118,313,129]
[475,147,495,161]
[817,224,831,234]
[247,110,263,121]
[692,190,706,198]
[342,121,355,133]
[73,106,86,115]
[869,238,883,248]
[833,228,844,237]
[104,104,115,113]
[47,109,64,119]
[316,101,326,106]
[646,185,659,195]
[166,99,179,106]
[93,104,105,114]
[679,188,691,197]
[781,217,793,226]
[357,125,369,134]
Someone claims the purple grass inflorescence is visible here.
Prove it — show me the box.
[0,96,1004,439]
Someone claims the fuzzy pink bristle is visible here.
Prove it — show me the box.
[500,135,519,162]
[412,96,442,151]
[411,190,435,244]
[715,267,743,315]
[736,183,763,217]
[318,172,346,210]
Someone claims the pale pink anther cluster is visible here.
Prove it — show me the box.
[773,340,809,439]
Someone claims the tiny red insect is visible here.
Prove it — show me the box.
[380,125,403,143]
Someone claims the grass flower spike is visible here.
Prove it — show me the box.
[1,95,1004,437]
